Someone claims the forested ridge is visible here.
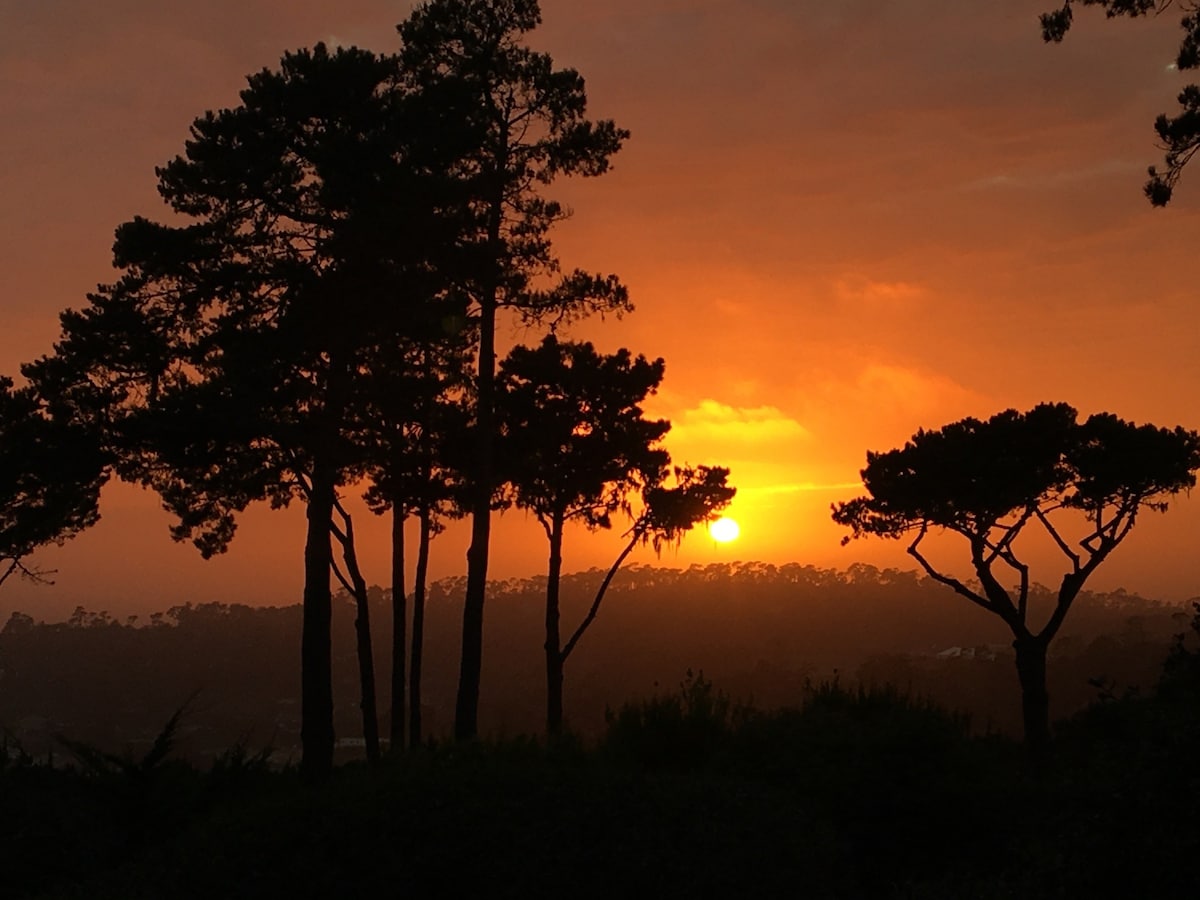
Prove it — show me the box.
[2,562,1188,763]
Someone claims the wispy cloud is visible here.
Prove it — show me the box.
[834,276,924,308]
[740,481,863,496]
[961,159,1144,192]
[850,364,979,418]
[667,400,811,448]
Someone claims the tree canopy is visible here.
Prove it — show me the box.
[834,404,1199,566]
[0,376,108,588]
[499,336,669,535]
[1042,0,1200,203]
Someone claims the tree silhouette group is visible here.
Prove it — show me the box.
[4,0,733,779]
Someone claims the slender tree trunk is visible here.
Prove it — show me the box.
[410,504,432,747]
[301,454,336,781]
[455,146,508,740]
[1013,637,1051,763]
[351,593,381,765]
[389,504,407,751]
[455,289,497,740]
[545,514,565,735]
[335,509,380,767]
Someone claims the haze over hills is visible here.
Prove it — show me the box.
[2,563,1188,761]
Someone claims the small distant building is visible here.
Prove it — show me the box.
[935,645,1000,661]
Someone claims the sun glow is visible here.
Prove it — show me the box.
[709,516,740,543]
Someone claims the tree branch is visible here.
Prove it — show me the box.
[560,527,640,663]
[0,559,19,590]
[1078,497,1138,557]
[1002,549,1031,622]
[969,537,1022,628]
[995,504,1035,559]
[330,555,355,596]
[1035,507,1081,571]
[0,558,55,590]
[906,524,994,615]
[1112,502,1139,545]
[287,450,314,501]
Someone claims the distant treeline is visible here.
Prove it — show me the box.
[1,563,1189,762]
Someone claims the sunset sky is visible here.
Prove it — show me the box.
[2,0,1198,620]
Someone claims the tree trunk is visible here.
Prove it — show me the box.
[410,504,432,747]
[545,514,565,735]
[455,289,497,741]
[1013,637,1051,763]
[349,588,380,766]
[338,512,380,767]
[301,455,336,781]
[389,504,406,751]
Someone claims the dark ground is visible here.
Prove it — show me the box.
[4,662,1198,900]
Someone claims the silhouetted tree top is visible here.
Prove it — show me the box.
[0,375,108,588]
[637,465,738,553]
[834,404,1200,553]
[498,335,670,534]
[358,338,474,526]
[397,0,632,326]
[1042,0,1200,203]
[37,43,461,554]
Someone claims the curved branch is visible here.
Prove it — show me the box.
[0,558,55,590]
[985,504,1035,565]
[1111,503,1140,545]
[1002,550,1030,622]
[560,528,640,663]
[330,555,355,596]
[907,524,994,614]
[969,538,1021,628]
[1035,507,1081,571]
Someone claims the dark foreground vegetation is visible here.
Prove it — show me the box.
[4,618,1200,900]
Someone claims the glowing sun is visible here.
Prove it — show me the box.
[709,516,740,543]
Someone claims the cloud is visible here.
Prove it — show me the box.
[667,400,811,450]
[647,400,821,506]
[852,364,977,417]
[961,159,1145,193]
[739,481,864,496]
[834,276,924,308]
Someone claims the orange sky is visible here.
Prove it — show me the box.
[3,0,1198,619]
